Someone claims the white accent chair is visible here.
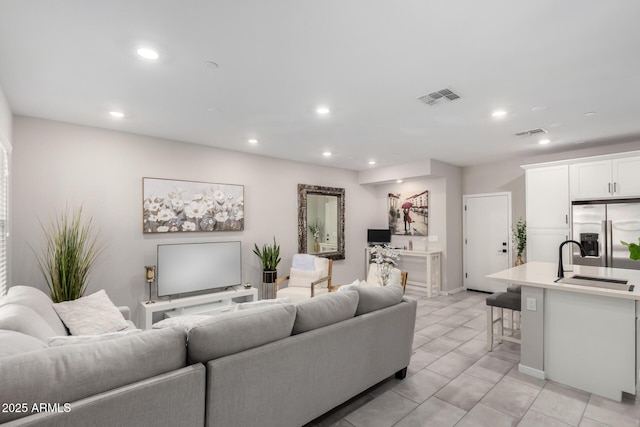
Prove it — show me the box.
[275,255,333,303]
[364,263,408,294]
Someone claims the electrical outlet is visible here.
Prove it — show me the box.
[428,235,438,242]
[526,297,537,311]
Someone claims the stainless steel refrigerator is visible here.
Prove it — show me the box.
[571,199,640,270]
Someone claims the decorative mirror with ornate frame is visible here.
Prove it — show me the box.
[297,184,345,260]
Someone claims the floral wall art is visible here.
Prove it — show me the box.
[143,178,244,233]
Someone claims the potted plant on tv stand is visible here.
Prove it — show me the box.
[253,237,281,299]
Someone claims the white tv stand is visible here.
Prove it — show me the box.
[140,287,258,329]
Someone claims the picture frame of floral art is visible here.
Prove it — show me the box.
[142,177,244,233]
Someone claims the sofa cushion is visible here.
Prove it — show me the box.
[292,291,359,334]
[2,285,68,336]
[0,330,48,358]
[52,289,129,335]
[353,284,404,316]
[45,329,142,347]
[0,327,187,424]
[235,297,291,310]
[0,304,59,341]
[187,303,296,363]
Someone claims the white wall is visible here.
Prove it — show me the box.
[10,116,380,323]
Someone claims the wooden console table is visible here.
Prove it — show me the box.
[365,248,441,297]
[140,287,258,329]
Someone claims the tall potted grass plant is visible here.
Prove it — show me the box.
[34,207,103,303]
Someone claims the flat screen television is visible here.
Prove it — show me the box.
[367,228,391,245]
[157,241,242,297]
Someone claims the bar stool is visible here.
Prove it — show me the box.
[486,291,521,351]
[507,285,521,330]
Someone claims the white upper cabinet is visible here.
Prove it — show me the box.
[570,156,640,200]
[526,165,569,229]
[612,157,640,198]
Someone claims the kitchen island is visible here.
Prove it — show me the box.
[488,261,640,401]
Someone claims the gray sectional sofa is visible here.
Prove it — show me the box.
[0,285,416,427]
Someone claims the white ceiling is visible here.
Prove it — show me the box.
[1,1,639,170]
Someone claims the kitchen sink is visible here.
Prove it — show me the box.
[555,274,634,291]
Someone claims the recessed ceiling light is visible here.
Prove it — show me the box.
[396,179,403,183]
[539,139,551,145]
[368,160,376,165]
[109,111,124,118]
[137,47,159,60]
[248,139,258,144]
[323,151,332,157]
[492,110,507,118]
[204,61,219,69]
[548,122,563,128]
[585,111,596,117]
[316,106,330,115]
[531,106,547,112]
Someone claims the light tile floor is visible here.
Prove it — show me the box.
[306,289,640,427]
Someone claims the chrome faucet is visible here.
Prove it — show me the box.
[558,240,587,279]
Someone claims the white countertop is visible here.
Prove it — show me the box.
[487,262,640,300]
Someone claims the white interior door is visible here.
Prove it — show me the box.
[463,193,511,292]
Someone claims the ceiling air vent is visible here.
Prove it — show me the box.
[418,88,461,106]
[514,128,547,137]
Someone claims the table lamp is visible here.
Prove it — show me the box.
[144,265,156,304]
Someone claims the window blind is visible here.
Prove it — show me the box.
[0,146,7,296]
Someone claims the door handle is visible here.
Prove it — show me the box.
[498,249,507,253]
[614,182,618,193]
[608,183,612,194]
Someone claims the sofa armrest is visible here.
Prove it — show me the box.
[118,306,131,321]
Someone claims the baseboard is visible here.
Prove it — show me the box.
[405,284,428,294]
[518,363,545,380]
[443,286,465,295]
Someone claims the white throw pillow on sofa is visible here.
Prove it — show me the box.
[52,290,129,335]
[337,279,362,292]
[152,315,213,331]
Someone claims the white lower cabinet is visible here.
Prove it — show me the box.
[527,229,570,264]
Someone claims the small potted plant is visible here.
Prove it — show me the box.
[308,220,322,253]
[512,218,526,266]
[253,237,281,298]
[621,238,640,260]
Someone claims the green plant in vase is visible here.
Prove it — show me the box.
[512,218,526,266]
[253,237,281,283]
[621,238,640,260]
[253,237,281,299]
[33,206,103,303]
